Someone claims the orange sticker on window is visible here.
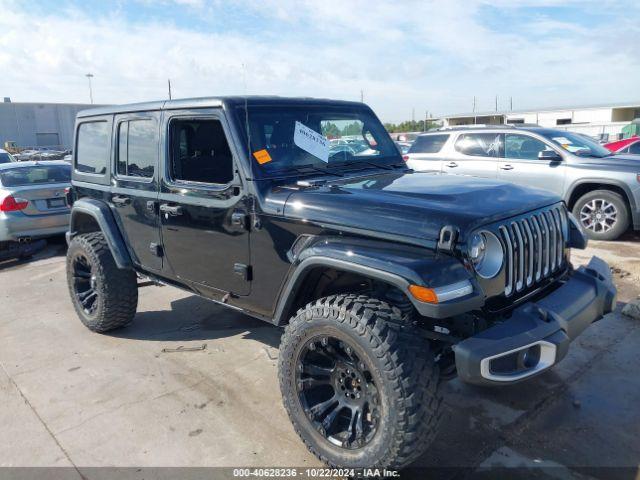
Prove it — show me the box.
[253,149,272,165]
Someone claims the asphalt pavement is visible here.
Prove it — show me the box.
[0,235,638,479]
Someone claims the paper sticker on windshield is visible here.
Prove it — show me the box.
[294,121,329,162]
[253,149,272,165]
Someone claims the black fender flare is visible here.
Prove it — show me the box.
[67,198,133,270]
[272,236,482,325]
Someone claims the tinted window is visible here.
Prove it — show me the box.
[629,142,640,155]
[409,135,449,154]
[117,119,156,178]
[76,121,109,174]
[505,134,552,160]
[454,133,503,157]
[117,122,127,175]
[0,164,71,187]
[0,152,15,163]
[169,119,234,185]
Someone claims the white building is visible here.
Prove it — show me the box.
[438,101,640,141]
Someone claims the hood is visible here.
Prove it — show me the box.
[570,154,640,170]
[282,171,560,242]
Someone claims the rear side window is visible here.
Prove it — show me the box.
[454,133,503,158]
[0,165,71,187]
[117,119,157,178]
[409,134,449,154]
[76,121,110,174]
[629,142,640,155]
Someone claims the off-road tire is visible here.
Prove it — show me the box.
[278,294,442,469]
[66,232,138,332]
[572,189,629,241]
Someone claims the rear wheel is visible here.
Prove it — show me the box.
[278,294,442,468]
[66,232,138,332]
[572,190,629,241]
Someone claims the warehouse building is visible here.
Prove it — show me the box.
[0,98,101,150]
[439,101,640,142]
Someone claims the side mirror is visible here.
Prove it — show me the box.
[538,150,562,161]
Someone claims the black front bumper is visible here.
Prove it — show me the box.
[454,257,616,385]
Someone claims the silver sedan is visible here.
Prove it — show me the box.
[0,161,71,243]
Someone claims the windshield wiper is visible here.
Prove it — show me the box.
[330,160,392,173]
[261,163,343,180]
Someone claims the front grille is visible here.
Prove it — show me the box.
[498,205,568,297]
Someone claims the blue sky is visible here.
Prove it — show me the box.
[1,0,639,122]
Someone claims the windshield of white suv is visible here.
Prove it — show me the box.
[236,105,403,179]
[539,131,611,158]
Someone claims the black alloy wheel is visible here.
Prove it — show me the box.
[71,253,99,316]
[295,335,380,449]
[66,232,138,332]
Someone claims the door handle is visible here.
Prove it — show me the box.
[159,204,183,216]
[111,195,131,206]
[500,164,514,171]
[445,161,458,168]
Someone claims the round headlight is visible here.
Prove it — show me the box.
[468,231,503,279]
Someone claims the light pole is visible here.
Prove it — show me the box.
[85,73,94,104]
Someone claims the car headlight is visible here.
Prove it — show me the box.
[468,231,503,279]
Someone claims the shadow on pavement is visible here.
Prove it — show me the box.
[111,293,282,349]
[0,235,67,271]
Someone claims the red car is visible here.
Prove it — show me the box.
[605,136,640,154]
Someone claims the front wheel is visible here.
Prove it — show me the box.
[278,294,442,469]
[572,190,629,241]
[66,232,138,332]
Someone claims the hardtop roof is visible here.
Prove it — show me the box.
[77,96,367,118]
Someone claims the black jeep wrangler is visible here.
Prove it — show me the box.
[65,97,616,468]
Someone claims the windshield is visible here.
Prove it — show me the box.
[0,152,15,163]
[236,105,402,178]
[0,164,71,187]
[539,131,611,158]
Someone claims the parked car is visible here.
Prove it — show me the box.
[13,148,68,162]
[0,148,17,163]
[407,126,640,240]
[65,97,614,469]
[605,136,640,155]
[0,161,71,243]
[394,140,412,154]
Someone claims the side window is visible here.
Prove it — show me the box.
[408,134,449,154]
[629,142,640,155]
[76,121,110,174]
[454,133,503,158]
[116,119,156,178]
[505,134,552,160]
[169,118,234,185]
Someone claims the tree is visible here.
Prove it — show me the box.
[321,122,341,138]
[384,120,438,133]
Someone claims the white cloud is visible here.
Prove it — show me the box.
[0,0,638,122]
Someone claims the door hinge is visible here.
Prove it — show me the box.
[149,242,164,257]
[233,263,252,281]
[231,211,249,230]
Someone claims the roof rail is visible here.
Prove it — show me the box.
[426,123,541,133]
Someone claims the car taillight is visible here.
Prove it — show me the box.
[64,186,74,206]
[0,195,29,212]
[402,155,409,162]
